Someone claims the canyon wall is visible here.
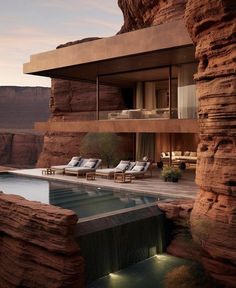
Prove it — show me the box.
[0,86,50,129]
[185,1,236,286]
[37,73,133,167]
[0,86,50,167]
[0,132,43,168]
[118,0,186,33]
[0,192,85,288]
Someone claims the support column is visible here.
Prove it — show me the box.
[169,133,172,166]
[168,65,172,119]
[96,76,100,120]
[169,66,173,166]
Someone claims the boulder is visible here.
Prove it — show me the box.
[0,192,85,288]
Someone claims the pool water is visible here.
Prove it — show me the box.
[0,173,160,218]
[88,254,207,288]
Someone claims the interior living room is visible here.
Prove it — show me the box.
[23,20,199,166]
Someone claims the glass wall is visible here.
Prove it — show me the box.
[99,63,197,120]
[177,63,198,119]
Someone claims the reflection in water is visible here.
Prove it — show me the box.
[0,174,49,203]
[49,181,159,218]
[0,174,159,218]
[88,254,197,288]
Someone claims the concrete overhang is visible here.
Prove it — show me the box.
[35,119,199,134]
[23,20,195,83]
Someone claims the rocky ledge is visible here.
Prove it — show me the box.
[0,192,85,288]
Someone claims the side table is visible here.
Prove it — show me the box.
[42,168,55,175]
[86,172,96,180]
[114,172,132,183]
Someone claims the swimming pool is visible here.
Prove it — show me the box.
[0,173,160,218]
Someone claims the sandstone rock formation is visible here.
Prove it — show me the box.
[185,0,236,286]
[50,79,126,116]
[0,132,43,167]
[158,200,203,260]
[0,192,85,288]
[0,86,49,167]
[118,0,186,33]
[0,86,50,129]
[37,75,133,167]
[37,132,84,167]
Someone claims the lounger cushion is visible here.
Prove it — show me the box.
[116,161,130,171]
[67,156,81,167]
[83,159,98,168]
[127,162,136,171]
[131,161,146,172]
[132,165,144,172]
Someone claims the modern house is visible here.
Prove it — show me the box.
[24,20,198,164]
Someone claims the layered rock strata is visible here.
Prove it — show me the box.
[0,86,50,129]
[0,132,43,167]
[158,200,202,260]
[37,78,133,167]
[185,1,236,286]
[0,192,85,288]
[118,0,186,33]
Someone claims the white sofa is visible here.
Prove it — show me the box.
[161,151,197,164]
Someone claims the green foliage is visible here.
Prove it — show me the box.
[80,133,124,167]
[161,166,182,182]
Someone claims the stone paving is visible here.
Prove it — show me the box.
[9,167,198,199]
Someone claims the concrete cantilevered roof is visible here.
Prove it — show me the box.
[23,20,195,83]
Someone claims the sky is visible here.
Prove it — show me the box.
[0,0,123,87]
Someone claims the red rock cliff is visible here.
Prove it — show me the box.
[118,0,186,33]
[185,1,236,286]
[37,54,133,167]
[0,132,43,167]
[0,193,85,288]
[0,86,50,129]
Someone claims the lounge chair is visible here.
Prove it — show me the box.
[125,161,151,178]
[65,158,102,177]
[51,156,81,174]
[95,160,132,179]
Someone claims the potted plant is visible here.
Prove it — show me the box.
[161,166,182,182]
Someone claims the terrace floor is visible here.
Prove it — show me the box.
[9,166,198,199]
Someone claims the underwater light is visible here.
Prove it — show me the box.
[109,273,120,279]
[155,254,169,260]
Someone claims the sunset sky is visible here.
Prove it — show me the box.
[0,0,123,87]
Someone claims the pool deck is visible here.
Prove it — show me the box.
[6,167,198,199]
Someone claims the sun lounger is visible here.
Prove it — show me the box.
[65,158,102,177]
[125,161,151,178]
[51,156,81,174]
[95,160,132,178]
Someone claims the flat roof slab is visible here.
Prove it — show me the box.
[23,20,194,82]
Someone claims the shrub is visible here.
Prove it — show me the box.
[161,166,182,182]
[80,133,123,167]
